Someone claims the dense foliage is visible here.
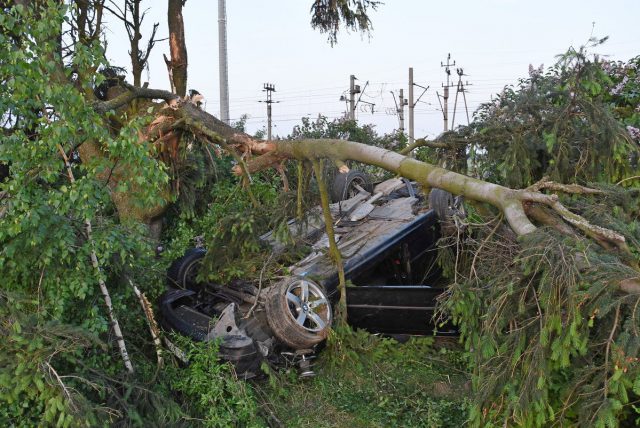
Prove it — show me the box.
[437,45,640,427]
[443,41,639,188]
[0,3,185,425]
[0,4,417,426]
[1,2,639,427]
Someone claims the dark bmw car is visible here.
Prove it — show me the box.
[160,175,458,377]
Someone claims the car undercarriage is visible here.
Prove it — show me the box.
[160,176,459,377]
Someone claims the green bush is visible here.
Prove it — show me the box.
[168,337,265,427]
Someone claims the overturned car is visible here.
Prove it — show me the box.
[160,175,458,377]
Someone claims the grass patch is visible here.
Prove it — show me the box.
[255,327,470,427]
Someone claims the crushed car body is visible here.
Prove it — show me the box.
[160,176,454,377]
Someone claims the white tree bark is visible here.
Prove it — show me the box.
[57,145,134,373]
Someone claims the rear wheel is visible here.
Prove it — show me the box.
[331,170,373,202]
[266,277,332,349]
[429,188,465,222]
[166,248,206,289]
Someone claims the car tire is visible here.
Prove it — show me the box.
[166,248,206,289]
[428,188,464,222]
[331,170,373,202]
[265,277,332,349]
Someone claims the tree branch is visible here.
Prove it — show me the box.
[313,159,347,322]
[167,0,187,96]
[238,138,632,259]
[548,199,629,253]
[527,176,604,195]
[129,280,163,369]
[244,138,538,236]
[399,137,459,155]
[174,103,276,154]
[517,190,629,253]
[92,84,179,113]
[57,144,133,373]
[524,203,579,237]
[619,277,640,294]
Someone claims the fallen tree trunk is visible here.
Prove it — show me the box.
[241,139,631,254]
[254,138,539,235]
[88,90,640,294]
[234,138,637,293]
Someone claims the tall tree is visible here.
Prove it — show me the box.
[1,1,639,426]
[105,0,161,88]
[166,0,187,96]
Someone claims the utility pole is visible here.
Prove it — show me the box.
[260,83,278,140]
[399,89,406,133]
[391,89,408,133]
[408,68,414,145]
[341,75,372,119]
[218,0,230,124]
[349,75,361,121]
[451,68,472,129]
[408,67,430,147]
[355,80,375,115]
[440,53,455,132]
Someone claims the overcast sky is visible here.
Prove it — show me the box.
[104,0,640,139]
